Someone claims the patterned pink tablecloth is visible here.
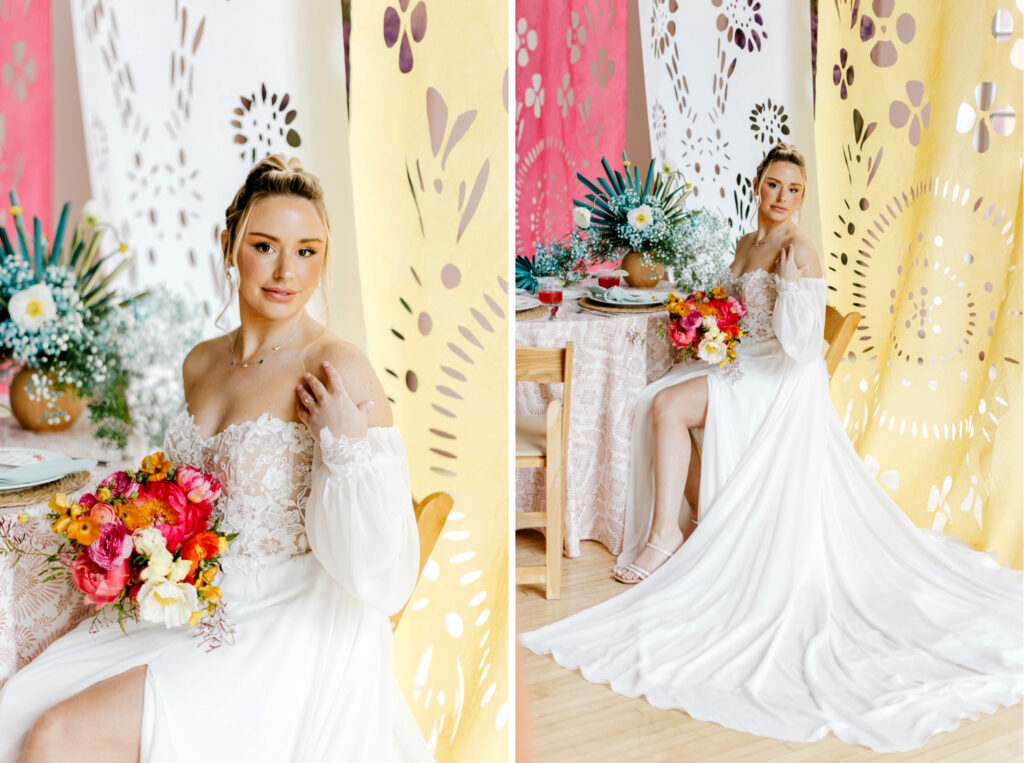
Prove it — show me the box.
[516,301,673,557]
[0,414,142,689]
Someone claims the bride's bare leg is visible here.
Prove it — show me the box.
[683,432,701,534]
[20,665,146,763]
[620,378,709,578]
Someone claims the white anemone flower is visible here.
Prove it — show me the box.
[81,199,105,226]
[697,338,728,365]
[138,579,200,628]
[627,204,653,230]
[8,284,56,330]
[572,206,592,229]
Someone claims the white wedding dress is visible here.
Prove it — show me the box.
[521,268,1023,752]
[0,409,432,762]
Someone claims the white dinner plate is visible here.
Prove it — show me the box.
[586,288,670,307]
[516,294,541,311]
[0,446,71,493]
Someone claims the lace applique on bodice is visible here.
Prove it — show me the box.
[720,267,780,343]
[163,409,313,560]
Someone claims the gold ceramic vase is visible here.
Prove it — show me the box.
[8,367,86,432]
[621,251,665,288]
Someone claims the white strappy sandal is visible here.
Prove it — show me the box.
[612,542,677,585]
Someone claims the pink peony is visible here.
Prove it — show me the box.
[87,522,134,570]
[175,466,221,504]
[681,310,703,331]
[131,481,210,553]
[70,551,130,610]
[89,502,117,525]
[668,321,697,349]
[98,471,140,500]
[78,492,98,509]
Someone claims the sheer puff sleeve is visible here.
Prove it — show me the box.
[305,426,420,616]
[771,276,828,365]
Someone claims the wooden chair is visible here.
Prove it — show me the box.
[391,491,454,627]
[824,305,862,378]
[515,343,573,599]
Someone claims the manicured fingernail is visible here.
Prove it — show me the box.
[304,373,311,379]
[366,400,375,409]
[322,361,330,368]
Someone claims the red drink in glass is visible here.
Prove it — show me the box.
[538,289,562,304]
[598,274,620,288]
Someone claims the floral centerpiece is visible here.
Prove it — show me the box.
[664,287,746,367]
[515,229,591,293]
[1,452,236,649]
[572,155,733,291]
[0,191,147,447]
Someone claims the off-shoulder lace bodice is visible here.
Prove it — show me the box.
[163,409,314,560]
[720,267,780,343]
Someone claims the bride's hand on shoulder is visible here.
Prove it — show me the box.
[777,240,822,281]
[295,344,392,443]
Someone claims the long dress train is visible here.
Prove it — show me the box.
[0,410,432,762]
[520,269,1023,752]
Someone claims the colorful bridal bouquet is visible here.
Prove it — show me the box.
[665,287,746,367]
[3,452,236,646]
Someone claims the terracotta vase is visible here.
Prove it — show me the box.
[621,251,665,288]
[8,367,86,432]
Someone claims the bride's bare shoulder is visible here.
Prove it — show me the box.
[182,335,230,391]
[303,333,393,427]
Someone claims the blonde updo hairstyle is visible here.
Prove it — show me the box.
[754,143,807,222]
[218,155,331,329]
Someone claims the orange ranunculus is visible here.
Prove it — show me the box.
[695,301,718,316]
[710,286,727,300]
[67,516,101,546]
[139,451,172,481]
[722,324,742,339]
[180,532,222,582]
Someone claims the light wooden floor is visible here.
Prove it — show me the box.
[516,534,1023,763]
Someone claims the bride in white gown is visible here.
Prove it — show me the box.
[0,156,432,762]
[520,144,1023,752]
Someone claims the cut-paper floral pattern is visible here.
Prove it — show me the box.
[955,81,1016,153]
[859,0,915,68]
[832,48,854,99]
[888,80,930,146]
[384,1,427,74]
[516,16,538,68]
[2,40,36,102]
[524,73,544,118]
[712,0,767,53]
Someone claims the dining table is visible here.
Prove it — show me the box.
[515,284,677,557]
[0,410,145,689]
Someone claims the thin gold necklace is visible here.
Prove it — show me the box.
[230,323,305,368]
